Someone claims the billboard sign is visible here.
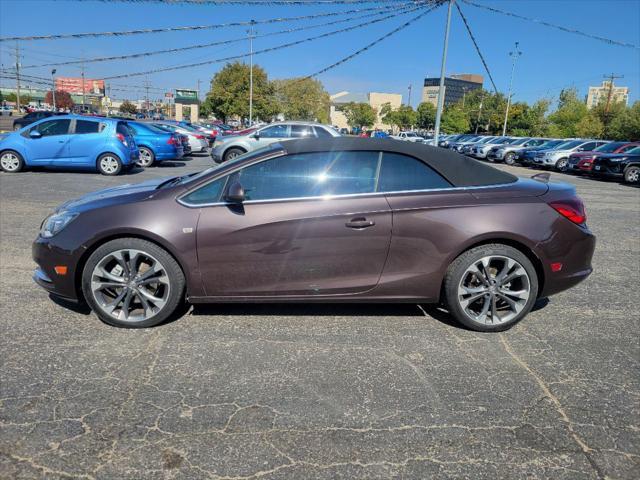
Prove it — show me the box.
[175,89,198,105]
[55,77,105,97]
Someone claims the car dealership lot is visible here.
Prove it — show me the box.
[1,157,638,479]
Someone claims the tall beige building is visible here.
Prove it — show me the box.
[586,80,629,109]
[330,91,402,130]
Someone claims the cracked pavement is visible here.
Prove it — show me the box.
[1,155,638,479]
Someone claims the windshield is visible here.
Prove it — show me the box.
[553,140,582,150]
[594,142,623,153]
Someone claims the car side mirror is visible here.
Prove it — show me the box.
[251,132,260,140]
[29,130,42,139]
[225,181,245,203]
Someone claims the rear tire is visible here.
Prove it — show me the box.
[97,153,123,176]
[136,147,155,167]
[443,244,539,332]
[0,150,25,173]
[81,238,185,328]
[223,147,246,162]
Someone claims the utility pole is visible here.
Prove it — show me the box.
[407,84,412,106]
[433,0,453,146]
[144,77,151,113]
[248,19,256,126]
[603,73,624,115]
[462,86,468,108]
[475,90,484,134]
[502,41,522,136]
[81,58,86,111]
[51,69,57,111]
[15,43,21,112]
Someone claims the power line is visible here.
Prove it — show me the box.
[454,2,497,93]
[19,6,418,68]
[301,3,440,80]
[73,0,416,4]
[0,3,416,42]
[101,3,430,79]
[461,0,640,50]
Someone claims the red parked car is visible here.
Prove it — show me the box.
[568,141,640,173]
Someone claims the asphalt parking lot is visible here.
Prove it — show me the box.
[1,153,638,479]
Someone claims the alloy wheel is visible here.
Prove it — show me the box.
[100,156,120,174]
[625,167,639,183]
[457,255,531,326]
[0,152,20,172]
[556,158,569,172]
[136,148,153,167]
[90,249,171,323]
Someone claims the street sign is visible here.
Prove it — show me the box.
[175,89,198,104]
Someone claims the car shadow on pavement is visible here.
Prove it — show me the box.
[155,161,186,168]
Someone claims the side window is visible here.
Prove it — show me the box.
[619,144,636,153]
[580,142,597,151]
[31,119,71,137]
[75,120,101,134]
[314,126,333,138]
[182,177,227,205]
[290,125,314,138]
[378,153,451,192]
[259,124,288,138]
[236,151,379,201]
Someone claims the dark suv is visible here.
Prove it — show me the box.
[13,111,67,131]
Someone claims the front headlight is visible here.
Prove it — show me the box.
[40,211,78,238]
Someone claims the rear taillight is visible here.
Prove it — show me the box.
[550,199,586,225]
[167,136,178,145]
[116,133,127,146]
[194,134,205,140]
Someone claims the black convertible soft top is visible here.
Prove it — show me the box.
[280,137,518,188]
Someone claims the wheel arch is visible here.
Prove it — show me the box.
[222,144,247,160]
[74,229,192,303]
[0,147,27,165]
[440,236,546,302]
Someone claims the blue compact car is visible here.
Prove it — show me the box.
[127,121,184,167]
[0,115,139,176]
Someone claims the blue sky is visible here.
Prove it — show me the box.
[0,0,638,108]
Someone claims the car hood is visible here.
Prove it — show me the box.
[57,176,174,213]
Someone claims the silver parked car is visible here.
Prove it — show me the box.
[487,138,549,165]
[211,122,340,163]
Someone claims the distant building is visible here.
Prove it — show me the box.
[422,74,483,108]
[330,91,402,130]
[586,80,629,109]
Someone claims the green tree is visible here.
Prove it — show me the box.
[381,104,416,130]
[441,107,470,133]
[575,113,605,138]
[416,102,436,130]
[607,101,640,141]
[547,88,588,137]
[341,102,376,130]
[273,77,330,123]
[203,62,278,122]
[119,100,137,114]
[5,92,32,106]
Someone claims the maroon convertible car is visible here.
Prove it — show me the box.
[33,138,595,332]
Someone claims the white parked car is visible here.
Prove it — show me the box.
[153,122,209,153]
[391,131,425,143]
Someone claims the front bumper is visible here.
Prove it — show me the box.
[32,236,83,301]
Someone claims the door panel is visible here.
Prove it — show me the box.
[25,119,72,164]
[196,196,392,296]
[68,120,106,164]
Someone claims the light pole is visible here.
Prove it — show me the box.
[502,42,522,136]
[433,0,453,146]
[248,19,256,126]
[51,69,57,111]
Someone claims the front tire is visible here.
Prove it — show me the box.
[443,244,538,332]
[0,150,25,173]
[555,158,569,172]
[624,165,639,184]
[136,147,155,167]
[97,153,123,176]
[223,147,246,162]
[504,152,516,165]
[82,238,185,328]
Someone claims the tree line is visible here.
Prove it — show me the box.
[339,88,639,141]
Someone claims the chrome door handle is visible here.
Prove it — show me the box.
[345,217,375,229]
